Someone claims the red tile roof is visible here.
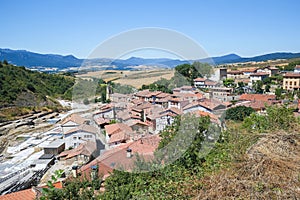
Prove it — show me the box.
[227,70,243,74]
[65,124,98,135]
[239,94,276,102]
[79,135,161,178]
[0,188,40,200]
[283,73,300,78]
[194,77,206,82]
[58,141,96,159]
[104,123,132,136]
[94,117,110,126]
[250,72,269,76]
[61,114,88,126]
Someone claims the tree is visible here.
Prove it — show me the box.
[252,80,264,94]
[192,61,213,78]
[224,106,255,121]
[83,98,89,105]
[265,84,271,93]
[275,87,283,99]
[223,78,235,88]
[175,63,201,85]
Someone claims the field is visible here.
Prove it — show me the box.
[76,69,175,88]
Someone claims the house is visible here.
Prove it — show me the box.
[227,70,244,79]
[294,65,300,73]
[134,90,162,102]
[58,141,97,165]
[109,93,130,103]
[283,73,300,90]
[209,87,238,102]
[194,78,218,88]
[249,72,269,86]
[79,135,160,180]
[104,123,133,146]
[198,98,227,113]
[94,117,110,129]
[0,187,42,200]
[61,114,89,134]
[63,124,97,149]
[239,94,276,102]
[147,107,181,133]
[257,66,279,76]
[94,104,114,119]
[42,139,65,155]
[128,120,149,134]
[242,68,258,77]
[168,98,189,109]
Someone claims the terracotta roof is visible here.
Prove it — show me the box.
[194,77,206,82]
[0,188,40,200]
[128,120,149,127]
[283,73,300,78]
[108,131,130,144]
[65,124,98,135]
[198,98,226,111]
[94,117,110,126]
[58,141,96,159]
[156,92,171,98]
[104,123,132,136]
[205,80,218,86]
[242,68,258,73]
[79,135,161,178]
[192,110,219,122]
[61,114,87,126]
[160,107,182,115]
[250,72,269,76]
[239,94,276,102]
[227,70,243,74]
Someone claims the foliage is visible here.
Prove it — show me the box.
[0,61,75,105]
[224,106,255,121]
[252,80,264,94]
[275,87,283,99]
[223,78,235,88]
[192,61,213,78]
[284,60,300,71]
[243,105,296,132]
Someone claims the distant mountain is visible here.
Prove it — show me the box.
[0,48,83,68]
[1,48,300,70]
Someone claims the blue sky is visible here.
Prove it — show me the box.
[1,0,300,59]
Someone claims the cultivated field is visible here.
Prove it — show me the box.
[76,69,175,88]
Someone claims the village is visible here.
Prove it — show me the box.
[1,64,300,198]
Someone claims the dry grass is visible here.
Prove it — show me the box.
[196,132,300,199]
[76,69,175,88]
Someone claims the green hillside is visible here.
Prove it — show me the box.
[0,60,75,106]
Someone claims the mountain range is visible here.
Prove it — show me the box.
[1,48,300,70]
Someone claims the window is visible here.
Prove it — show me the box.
[73,137,77,140]
[295,82,297,86]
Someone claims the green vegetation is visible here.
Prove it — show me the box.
[224,106,255,121]
[0,61,75,106]
[141,62,213,92]
[243,105,297,132]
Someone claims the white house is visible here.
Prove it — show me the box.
[94,104,114,119]
[63,124,97,149]
[249,72,269,86]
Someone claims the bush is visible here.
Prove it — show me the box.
[224,106,255,121]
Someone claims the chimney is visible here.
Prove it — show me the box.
[72,166,78,178]
[126,148,132,158]
[90,165,98,180]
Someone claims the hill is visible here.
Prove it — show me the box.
[0,61,75,109]
[2,48,300,70]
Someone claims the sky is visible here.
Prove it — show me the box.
[1,0,300,59]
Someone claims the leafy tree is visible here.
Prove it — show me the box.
[275,87,283,99]
[265,84,271,93]
[192,61,213,78]
[252,80,264,94]
[224,106,255,121]
[175,63,201,85]
[223,78,235,88]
